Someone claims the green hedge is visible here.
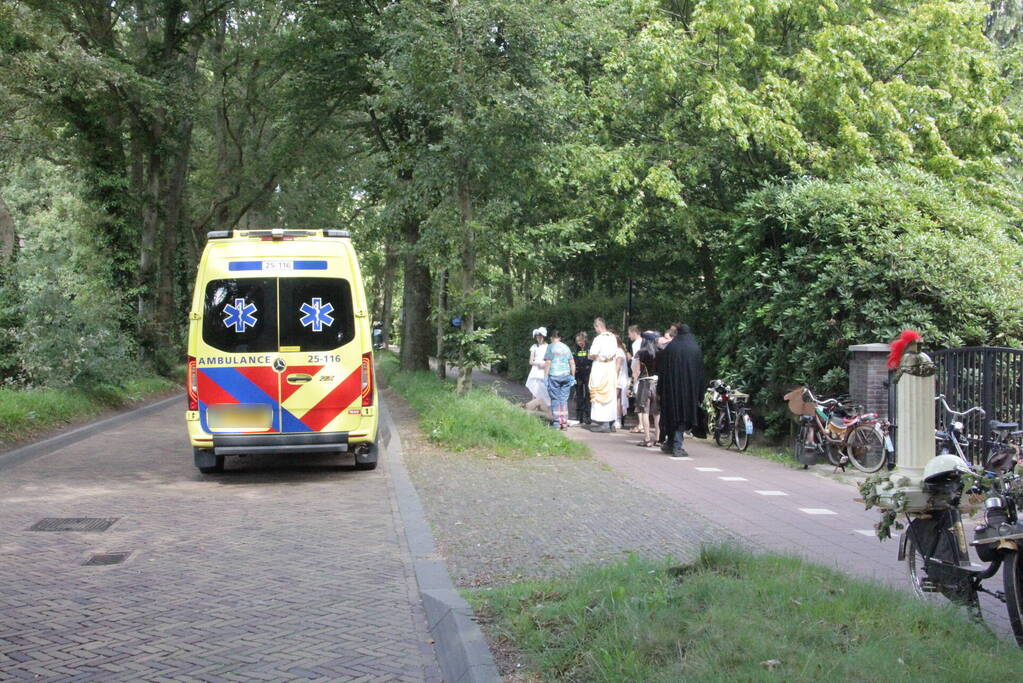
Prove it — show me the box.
[490,294,693,381]
[716,166,1023,435]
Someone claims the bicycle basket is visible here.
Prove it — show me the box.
[783,388,816,417]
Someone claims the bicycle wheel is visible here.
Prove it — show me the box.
[823,433,845,467]
[905,518,978,608]
[905,533,941,603]
[1004,551,1023,647]
[714,412,733,448]
[733,411,751,451]
[793,422,809,468]
[846,424,886,473]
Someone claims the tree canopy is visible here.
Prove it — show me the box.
[0,0,1020,417]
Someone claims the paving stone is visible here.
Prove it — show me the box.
[0,401,441,681]
[389,392,740,588]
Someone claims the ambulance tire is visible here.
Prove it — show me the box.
[354,442,378,471]
[194,447,225,474]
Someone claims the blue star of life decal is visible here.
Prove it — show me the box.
[223,298,258,333]
[299,297,334,332]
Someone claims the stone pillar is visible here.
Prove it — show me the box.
[893,343,935,477]
[878,339,937,512]
[848,343,891,418]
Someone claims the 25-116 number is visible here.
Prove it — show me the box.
[306,353,342,364]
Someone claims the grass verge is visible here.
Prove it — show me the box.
[470,546,1022,681]
[736,442,798,468]
[0,373,181,447]
[377,350,587,458]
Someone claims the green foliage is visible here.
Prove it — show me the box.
[3,160,139,387]
[0,373,177,445]
[717,166,1023,435]
[377,351,587,458]
[471,546,1023,681]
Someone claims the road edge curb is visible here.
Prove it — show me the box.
[380,401,501,683]
[0,393,185,472]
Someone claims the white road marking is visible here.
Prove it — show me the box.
[755,490,788,496]
[695,467,722,472]
[800,508,837,515]
[719,476,748,481]
[669,456,692,461]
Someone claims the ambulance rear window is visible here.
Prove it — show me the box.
[202,277,354,353]
[203,278,278,353]
[279,277,355,351]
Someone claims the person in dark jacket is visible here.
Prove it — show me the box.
[657,323,706,457]
[572,331,592,424]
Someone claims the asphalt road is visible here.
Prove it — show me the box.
[0,397,441,681]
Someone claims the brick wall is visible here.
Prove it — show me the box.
[849,343,891,418]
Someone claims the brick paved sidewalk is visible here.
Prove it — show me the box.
[0,399,441,681]
[388,390,742,589]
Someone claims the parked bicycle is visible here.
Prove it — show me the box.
[708,379,753,451]
[900,395,1023,645]
[935,394,1021,473]
[786,386,893,472]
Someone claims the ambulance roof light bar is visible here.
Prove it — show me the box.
[325,229,351,238]
[207,230,232,240]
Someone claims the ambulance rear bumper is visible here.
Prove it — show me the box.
[212,432,348,456]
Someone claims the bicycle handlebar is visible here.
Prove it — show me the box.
[803,387,841,408]
[935,394,986,419]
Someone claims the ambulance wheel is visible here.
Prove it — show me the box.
[194,447,224,474]
[354,442,378,471]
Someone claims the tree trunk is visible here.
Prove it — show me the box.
[450,0,477,396]
[0,195,15,264]
[154,116,195,373]
[399,216,432,372]
[380,245,398,347]
[436,268,447,380]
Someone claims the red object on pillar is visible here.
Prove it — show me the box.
[887,329,922,370]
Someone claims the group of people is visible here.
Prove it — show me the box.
[524,317,706,458]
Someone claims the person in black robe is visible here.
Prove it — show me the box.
[657,323,706,457]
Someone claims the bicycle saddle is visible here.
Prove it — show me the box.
[990,420,1018,430]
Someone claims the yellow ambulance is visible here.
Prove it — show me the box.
[184,228,378,473]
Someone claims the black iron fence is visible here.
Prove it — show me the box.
[933,346,1023,464]
[886,346,1023,465]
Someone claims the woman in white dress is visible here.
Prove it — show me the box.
[525,328,550,408]
[587,318,619,432]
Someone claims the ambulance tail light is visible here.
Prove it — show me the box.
[187,356,199,411]
[361,352,373,406]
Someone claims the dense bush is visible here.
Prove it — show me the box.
[489,294,691,381]
[716,166,1023,434]
[3,161,139,387]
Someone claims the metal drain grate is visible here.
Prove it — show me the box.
[83,552,130,566]
[29,518,118,532]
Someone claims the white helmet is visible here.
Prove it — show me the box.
[923,454,973,484]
